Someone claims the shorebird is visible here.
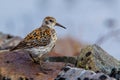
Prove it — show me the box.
[10,16,66,72]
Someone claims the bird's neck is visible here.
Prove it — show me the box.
[42,24,54,29]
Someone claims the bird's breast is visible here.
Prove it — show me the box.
[26,29,57,57]
[27,38,56,57]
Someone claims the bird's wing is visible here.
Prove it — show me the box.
[10,27,52,51]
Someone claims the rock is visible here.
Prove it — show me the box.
[0,51,66,80]
[0,32,119,79]
[116,70,120,80]
[55,66,115,80]
[0,32,22,50]
[109,68,120,79]
[44,56,77,65]
[109,68,117,78]
[76,44,120,74]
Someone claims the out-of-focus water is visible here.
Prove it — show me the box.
[0,0,120,60]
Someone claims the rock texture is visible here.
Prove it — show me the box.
[0,51,66,80]
[109,68,120,79]
[76,44,120,74]
[45,56,77,65]
[0,32,120,80]
[55,66,116,80]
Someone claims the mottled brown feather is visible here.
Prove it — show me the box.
[10,26,52,51]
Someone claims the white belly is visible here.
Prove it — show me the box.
[26,41,55,57]
[26,33,57,58]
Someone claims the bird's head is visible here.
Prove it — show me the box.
[42,16,66,29]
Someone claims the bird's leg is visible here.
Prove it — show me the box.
[26,51,39,64]
[28,53,50,74]
[39,54,52,71]
[36,57,52,74]
[27,51,52,74]
[28,53,40,64]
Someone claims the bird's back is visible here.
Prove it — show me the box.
[10,26,56,51]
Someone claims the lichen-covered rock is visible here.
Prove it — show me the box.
[115,70,120,80]
[76,44,120,74]
[55,66,115,80]
[109,68,120,79]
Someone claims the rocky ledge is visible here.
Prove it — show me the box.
[0,32,119,80]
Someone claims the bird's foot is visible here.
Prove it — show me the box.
[39,66,52,74]
[39,62,52,74]
[28,53,40,64]
[30,57,40,64]
[32,59,40,64]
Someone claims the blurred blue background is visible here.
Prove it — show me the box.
[0,0,120,60]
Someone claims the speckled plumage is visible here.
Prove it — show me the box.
[10,16,66,68]
[11,26,55,50]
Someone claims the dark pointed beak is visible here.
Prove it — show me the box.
[56,23,66,29]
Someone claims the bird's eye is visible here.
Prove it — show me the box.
[49,20,53,22]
